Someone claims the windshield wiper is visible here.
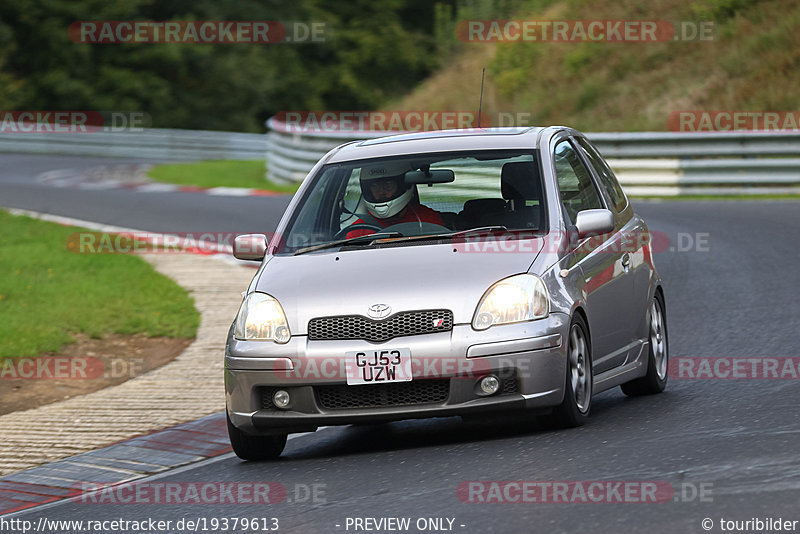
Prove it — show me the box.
[293,232,403,255]
[294,227,512,254]
[372,226,511,245]
[447,225,510,238]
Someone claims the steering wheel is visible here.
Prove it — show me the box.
[333,222,384,240]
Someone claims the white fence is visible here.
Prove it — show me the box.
[265,119,800,196]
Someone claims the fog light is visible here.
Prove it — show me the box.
[273,390,290,409]
[479,375,500,395]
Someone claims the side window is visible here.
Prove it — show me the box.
[576,137,628,212]
[553,140,603,223]
[340,169,363,227]
[286,167,338,248]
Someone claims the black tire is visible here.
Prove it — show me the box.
[621,291,668,396]
[539,314,593,428]
[227,411,287,461]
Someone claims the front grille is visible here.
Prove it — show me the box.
[501,376,520,394]
[315,380,450,410]
[308,310,453,342]
[260,387,280,410]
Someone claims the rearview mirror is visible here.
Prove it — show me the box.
[405,169,455,184]
[575,209,614,238]
[233,234,268,261]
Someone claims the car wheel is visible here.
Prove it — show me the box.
[621,291,668,396]
[227,411,287,461]
[539,314,592,428]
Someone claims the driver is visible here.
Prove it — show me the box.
[345,161,443,238]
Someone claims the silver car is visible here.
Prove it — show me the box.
[226,127,668,460]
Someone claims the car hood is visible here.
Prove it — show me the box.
[254,240,544,334]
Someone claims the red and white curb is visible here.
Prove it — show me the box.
[37,166,286,198]
[0,412,322,516]
[120,183,283,197]
[0,413,232,515]
[4,208,259,269]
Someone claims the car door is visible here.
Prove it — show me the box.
[552,138,632,373]
[575,136,649,353]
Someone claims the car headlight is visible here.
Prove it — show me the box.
[234,292,291,343]
[472,274,549,330]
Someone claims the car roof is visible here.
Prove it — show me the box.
[326,127,553,163]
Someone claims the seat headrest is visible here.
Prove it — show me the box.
[501,161,542,201]
[462,198,506,214]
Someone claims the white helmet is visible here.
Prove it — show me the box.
[360,162,414,219]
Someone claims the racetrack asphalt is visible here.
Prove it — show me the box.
[1,153,799,533]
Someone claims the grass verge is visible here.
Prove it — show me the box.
[0,211,199,358]
[396,0,800,133]
[147,159,300,193]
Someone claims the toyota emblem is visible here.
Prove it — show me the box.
[367,304,391,319]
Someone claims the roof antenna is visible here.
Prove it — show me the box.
[477,67,485,128]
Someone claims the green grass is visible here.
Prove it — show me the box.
[397,0,800,133]
[0,212,200,358]
[147,160,300,194]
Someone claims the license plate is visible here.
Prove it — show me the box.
[345,349,412,385]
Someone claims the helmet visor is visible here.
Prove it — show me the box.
[360,174,408,203]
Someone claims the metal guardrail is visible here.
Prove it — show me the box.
[0,128,266,161]
[2,121,798,196]
[265,118,800,196]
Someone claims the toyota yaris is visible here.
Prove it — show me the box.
[226,127,668,459]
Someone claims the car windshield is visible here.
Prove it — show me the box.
[277,150,545,255]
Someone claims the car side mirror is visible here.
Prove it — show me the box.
[233,234,268,261]
[575,209,614,239]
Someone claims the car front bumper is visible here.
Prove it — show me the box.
[226,313,570,436]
